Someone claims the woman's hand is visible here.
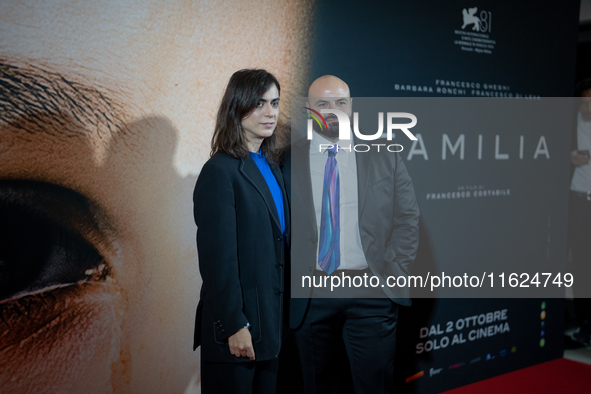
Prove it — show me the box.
[228,327,255,361]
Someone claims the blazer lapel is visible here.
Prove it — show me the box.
[292,139,318,238]
[355,136,372,220]
[271,163,290,238]
[240,157,282,231]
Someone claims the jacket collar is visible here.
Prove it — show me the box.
[239,155,290,236]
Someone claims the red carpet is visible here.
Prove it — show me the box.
[442,358,591,394]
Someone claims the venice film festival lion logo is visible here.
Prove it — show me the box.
[461,7,492,33]
[462,7,481,31]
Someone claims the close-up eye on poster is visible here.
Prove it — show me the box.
[1,1,590,393]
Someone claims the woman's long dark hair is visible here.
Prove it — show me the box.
[211,69,281,164]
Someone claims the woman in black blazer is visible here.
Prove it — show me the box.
[193,69,289,394]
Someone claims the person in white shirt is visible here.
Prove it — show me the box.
[568,79,591,347]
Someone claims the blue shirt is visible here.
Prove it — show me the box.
[249,151,285,234]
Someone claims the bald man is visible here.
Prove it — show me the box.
[281,76,419,393]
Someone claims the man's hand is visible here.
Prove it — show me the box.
[572,150,590,167]
[228,327,255,361]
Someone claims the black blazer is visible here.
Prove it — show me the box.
[281,138,419,329]
[193,152,290,362]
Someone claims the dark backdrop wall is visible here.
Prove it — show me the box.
[576,23,591,83]
[304,0,579,393]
